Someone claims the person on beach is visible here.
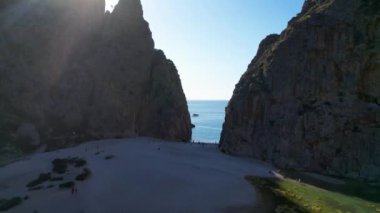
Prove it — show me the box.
[71,186,74,195]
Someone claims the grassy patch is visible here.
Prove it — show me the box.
[0,197,22,211]
[283,172,380,203]
[246,176,380,213]
[26,173,51,188]
[75,168,91,181]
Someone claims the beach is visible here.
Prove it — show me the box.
[0,138,275,213]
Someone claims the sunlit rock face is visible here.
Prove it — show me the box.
[220,0,380,181]
[0,0,191,151]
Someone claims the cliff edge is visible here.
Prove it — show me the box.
[0,0,191,153]
[220,0,380,180]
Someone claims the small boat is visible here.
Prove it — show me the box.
[192,113,199,117]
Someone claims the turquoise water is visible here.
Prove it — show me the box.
[188,100,228,143]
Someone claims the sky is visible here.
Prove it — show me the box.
[106,0,304,100]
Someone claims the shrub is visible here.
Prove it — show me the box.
[104,155,115,160]
[0,197,22,211]
[52,158,87,173]
[74,159,86,167]
[13,134,37,153]
[52,159,68,174]
[26,173,51,188]
[358,92,379,104]
[59,181,75,189]
[28,186,43,191]
[50,177,64,182]
[75,168,91,181]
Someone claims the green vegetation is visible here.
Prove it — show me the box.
[296,0,334,23]
[358,92,379,105]
[74,158,87,167]
[52,159,68,174]
[283,172,380,203]
[28,186,43,191]
[355,0,380,47]
[0,144,22,167]
[104,155,115,160]
[26,173,51,188]
[0,197,22,211]
[75,168,91,181]
[246,176,380,213]
[358,0,380,15]
[0,110,23,166]
[52,157,87,174]
[0,105,39,166]
[50,177,64,182]
[59,181,75,189]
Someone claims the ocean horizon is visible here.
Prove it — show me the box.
[188,100,228,143]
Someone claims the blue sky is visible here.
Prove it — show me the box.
[107,0,304,100]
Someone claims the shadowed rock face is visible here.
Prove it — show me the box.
[220,0,380,180]
[0,0,191,150]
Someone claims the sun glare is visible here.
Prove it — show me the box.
[105,0,119,12]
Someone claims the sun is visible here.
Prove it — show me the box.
[105,0,120,12]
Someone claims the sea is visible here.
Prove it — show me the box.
[187,100,228,143]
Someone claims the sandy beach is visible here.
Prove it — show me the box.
[0,138,275,213]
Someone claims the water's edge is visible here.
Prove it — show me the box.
[188,100,228,143]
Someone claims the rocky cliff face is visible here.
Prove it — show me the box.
[0,0,191,152]
[220,0,380,180]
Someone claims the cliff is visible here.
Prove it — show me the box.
[220,0,380,180]
[0,0,191,153]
